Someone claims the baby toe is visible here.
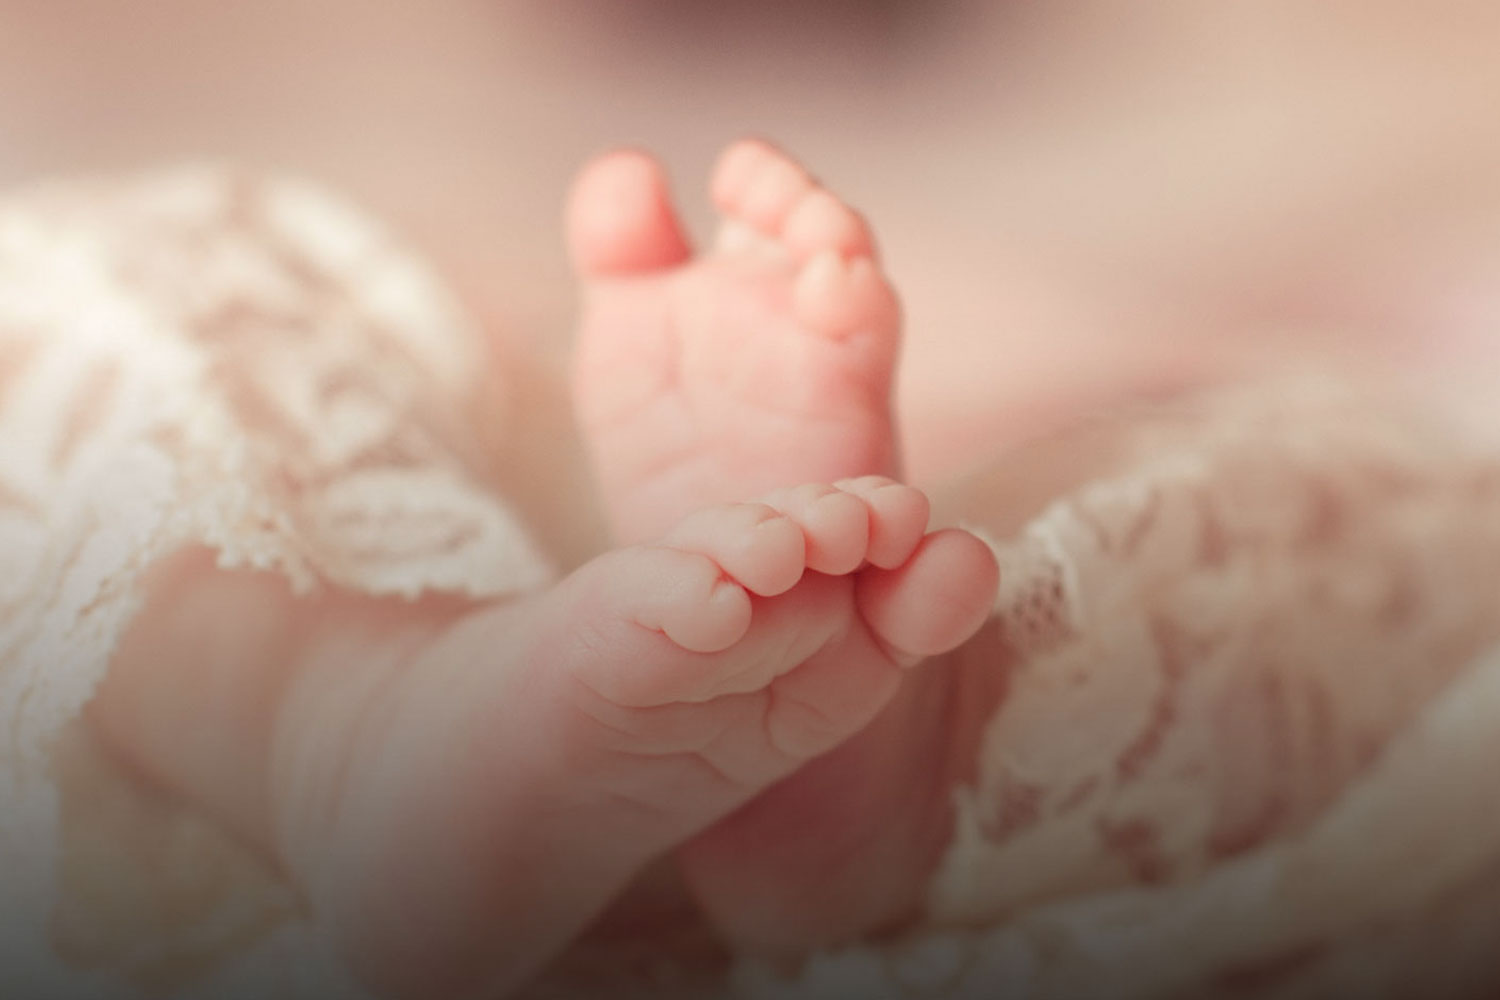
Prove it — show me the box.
[793,251,900,342]
[710,139,775,214]
[567,149,693,277]
[762,483,871,576]
[739,152,814,236]
[783,188,876,262]
[833,477,930,569]
[657,571,757,656]
[663,502,808,597]
[574,546,754,706]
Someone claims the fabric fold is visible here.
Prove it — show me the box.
[0,168,551,997]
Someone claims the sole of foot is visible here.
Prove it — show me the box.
[569,139,904,544]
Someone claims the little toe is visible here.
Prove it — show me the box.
[710,139,775,214]
[793,251,901,342]
[663,502,808,597]
[762,483,871,576]
[856,528,1000,663]
[783,188,876,262]
[561,546,753,712]
[567,149,693,278]
[832,477,931,569]
[583,546,754,683]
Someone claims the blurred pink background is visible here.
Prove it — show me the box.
[5,1,1499,553]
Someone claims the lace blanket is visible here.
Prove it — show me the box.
[0,169,550,997]
[753,384,1500,999]
[2,169,1498,999]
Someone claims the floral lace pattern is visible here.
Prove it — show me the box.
[0,168,550,996]
[752,382,1500,999]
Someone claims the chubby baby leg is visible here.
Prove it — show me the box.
[91,480,996,999]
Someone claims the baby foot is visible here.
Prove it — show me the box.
[569,140,902,544]
[252,482,991,998]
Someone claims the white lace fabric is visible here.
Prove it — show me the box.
[4,169,1500,1000]
[755,383,1500,1000]
[0,168,550,997]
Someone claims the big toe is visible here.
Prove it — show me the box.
[567,149,693,277]
[857,529,999,662]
